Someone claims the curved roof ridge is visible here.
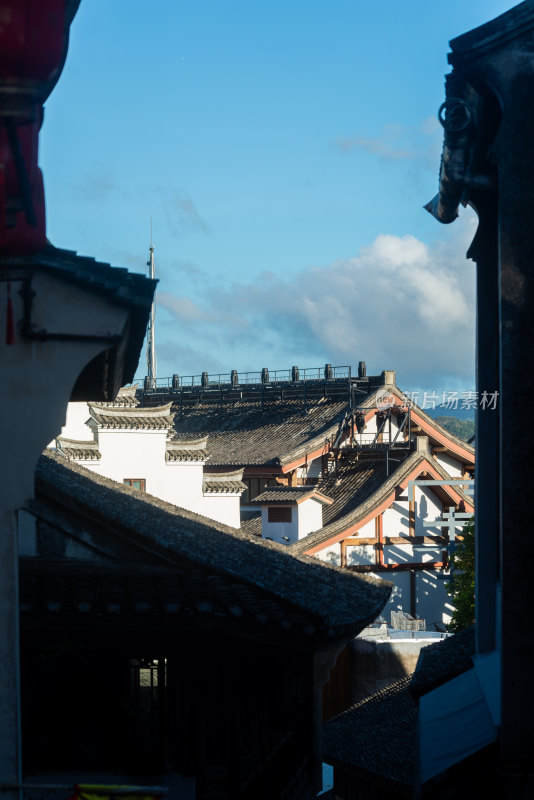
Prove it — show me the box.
[35,452,391,637]
[90,401,172,417]
[290,449,473,555]
[290,451,425,553]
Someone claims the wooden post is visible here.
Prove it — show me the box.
[340,540,347,568]
[375,515,384,566]
[409,498,415,537]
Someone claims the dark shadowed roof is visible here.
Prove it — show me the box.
[170,396,353,467]
[323,628,476,789]
[323,676,416,790]
[410,626,475,697]
[31,453,391,641]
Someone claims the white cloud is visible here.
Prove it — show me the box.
[155,215,477,390]
[333,119,443,170]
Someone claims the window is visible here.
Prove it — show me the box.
[123,479,146,491]
[268,506,292,523]
[242,476,278,504]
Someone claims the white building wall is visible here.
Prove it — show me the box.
[315,543,340,566]
[63,420,242,526]
[369,569,454,627]
[414,486,443,537]
[297,499,324,540]
[202,494,241,528]
[383,501,410,538]
[416,570,454,627]
[355,519,375,538]
[346,544,375,566]
[372,570,412,622]
[383,544,444,565]
[58,401,91,440]
[261,506,297,544]
[433,451,464,478]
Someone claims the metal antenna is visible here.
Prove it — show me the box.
[146,219,157,389]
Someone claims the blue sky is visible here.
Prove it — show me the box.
[41,0,515,393]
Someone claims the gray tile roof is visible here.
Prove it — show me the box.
[240,510,262,538]
[19,564,336,636]
[33,453,392,641]
[323,627,475,784]
[56,438,101,461]
[253,486,332,504]
[166,448,209,462]
[322,628,477,787]
[89,411,174,430]
[203,480,246,494]
[410,626,475,697]
[323,676,416,789]
[170,396,353,467]
[290,449,473,554]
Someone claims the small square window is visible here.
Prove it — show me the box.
[123,479,146,492]
[268,506,292,523]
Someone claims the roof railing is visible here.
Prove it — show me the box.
[134,364,354,392]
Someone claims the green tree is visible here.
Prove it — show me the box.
[447,517,475,632]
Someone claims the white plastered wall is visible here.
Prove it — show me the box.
[297,498,324,539]
[63,421,242,527]
[261,506,297,544]
[58,402,91,440]
[202,493,242,528]
[433,451,464,478]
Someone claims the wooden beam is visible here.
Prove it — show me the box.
[344,537,377,546]
[385,536,447,545]
[346,562,446,573]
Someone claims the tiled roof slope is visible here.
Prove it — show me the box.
[319,454,400,526]
[290,449,473,554]
[34,453,391,640]
[89,402,174,430]
[56,438,101,460]
[323,676,416,790]
[322,629,477,787]
[203,479,246,494]
[171,396,352,467]
[253,486,332,504]
[89,411,174,430]
[240,510,262,538]
[19,563,337,636]
[410,626,475,697]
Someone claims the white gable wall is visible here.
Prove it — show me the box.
[202,493,242,528]
[71,426,240,528]
[433,451,464,478]
[297,499,324,539]
[59,402,91,440]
